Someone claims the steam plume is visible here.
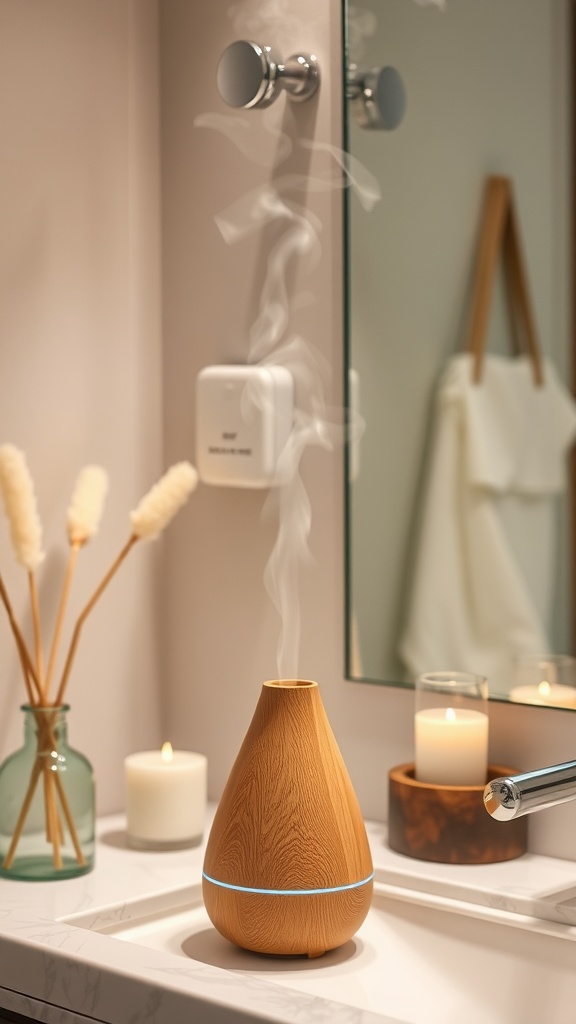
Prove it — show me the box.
[195,24,372,677]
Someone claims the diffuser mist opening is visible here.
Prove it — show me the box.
[264,679,317,689]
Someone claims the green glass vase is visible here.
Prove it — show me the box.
[0,704,95,880]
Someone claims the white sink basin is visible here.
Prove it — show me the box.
[66,872,576,1024]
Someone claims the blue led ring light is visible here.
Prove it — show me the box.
[202,871,374,896]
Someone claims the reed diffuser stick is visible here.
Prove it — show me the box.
[2,759,43,870]
[54,535,137,708]
[36,712,62,851]
[46,771,62,869]
[54,460,199,707]
[44,467,109,702]
[28,571,44,701]
[42,763,52,842]
[53,773,86,866]
[44,542,80,702]
[17,648,35,707]
[3,711,85,869]
[0,573,40,704]
[2,753,66,871]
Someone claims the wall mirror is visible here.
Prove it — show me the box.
[344,0,576,707]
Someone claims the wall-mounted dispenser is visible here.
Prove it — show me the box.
[196,365,294,488]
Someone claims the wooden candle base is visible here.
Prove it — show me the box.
[388,763,528,864]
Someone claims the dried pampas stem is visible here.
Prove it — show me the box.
[0,573,40,703]
[44,543,80,702]
[0,445,44,571]
[54,535,138,707]
[66,467,109,546]
[130,462,198,540]
[28,572,44,699]
[0,445,46,698]
[44,467,108,701]
[15,641,35,706]
[55,461,198,706]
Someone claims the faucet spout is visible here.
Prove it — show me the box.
[484,760,576,820]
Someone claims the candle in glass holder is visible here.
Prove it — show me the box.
[125,742,207,849]
[509,680,576,708]
[415,671,489,786]
[510,656,576,708]
[414,706,489,785]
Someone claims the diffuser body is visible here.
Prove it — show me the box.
[202,680,373,957]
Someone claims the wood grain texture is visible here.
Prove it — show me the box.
[388,763,528,864]
[203,680,373,956]
[466,175,543,387]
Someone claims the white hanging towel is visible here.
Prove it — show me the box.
[399,353,576,694]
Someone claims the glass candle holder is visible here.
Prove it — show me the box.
[414,671,489,786]
[509,655,576,708]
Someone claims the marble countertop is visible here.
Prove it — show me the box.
[1,811,576,1024]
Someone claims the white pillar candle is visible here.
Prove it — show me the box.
[415,708,489,786]
[509,681,576,708]
[125,743,207,848]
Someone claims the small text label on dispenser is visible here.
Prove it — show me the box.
[196,365,294,488]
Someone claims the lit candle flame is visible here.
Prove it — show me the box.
[445,707,456,722]
[161,741,173,762]
[538,681,551,698]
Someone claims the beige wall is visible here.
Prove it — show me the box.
[0,0,575,859]
[0,0,165,811]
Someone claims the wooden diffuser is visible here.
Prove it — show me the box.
[202,680,373,958]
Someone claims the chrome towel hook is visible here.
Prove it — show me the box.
[348,65,406,130]
[217,40,319,109]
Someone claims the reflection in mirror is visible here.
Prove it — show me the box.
[344,0,576,706]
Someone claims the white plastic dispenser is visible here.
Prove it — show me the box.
[196,365,294,488]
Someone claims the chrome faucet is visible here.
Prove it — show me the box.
[484,761,576,820]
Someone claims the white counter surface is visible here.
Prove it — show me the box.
[0,811,576,1024]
